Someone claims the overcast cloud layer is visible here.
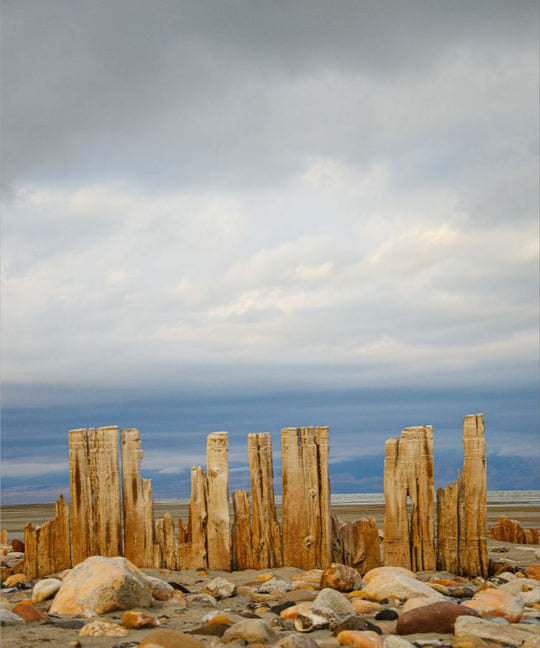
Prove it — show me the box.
[1,2,539,500]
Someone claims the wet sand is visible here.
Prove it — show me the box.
[1,500,538,541]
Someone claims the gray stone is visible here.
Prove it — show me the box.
[314,588,354,615]
[0,609,25,626]
[274,634,318,647]
[222,618,278,644]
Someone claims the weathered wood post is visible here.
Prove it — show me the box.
[69,428,96,564]
[206,432,231,571]
[23,495,71,579]
[332,515,381,575]
[248,432,282,568]
[186,466,208,569]
[121,428,154,568]
[383,426,436,571]
[88,426,123,557]
[232,490,254,570]
[281,426,331,569]
[436,414,488,577]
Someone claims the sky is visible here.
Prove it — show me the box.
[1,1,539,504]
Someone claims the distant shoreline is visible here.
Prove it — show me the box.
[1,490,538,541]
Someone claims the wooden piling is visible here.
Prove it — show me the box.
[436,414,488,577]
[121,428,155,567]
[186,466,208,569]
[383,426,436,571]
[232,490,254,570]
[69,429,96,564]
[281,426,331,569]
[206,432,231,571]
[88,426,123,557]
[248,432,282,568]
[461,414,488,577]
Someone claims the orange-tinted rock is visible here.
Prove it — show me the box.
[462,588,524,622]
[11,540,24,553]
[525,564,540,581]
[280,603,313,619]
[79,620,129,637]
[121,610,160,629]
[397,601,480,634]
[321,563,359,592]
[50,556,154,615]
[4,573,30,587]
[12,602,49,623]
[351,599,384,614]
[363,566,415,583]
[336,629,383,648]
[139,629,206,647]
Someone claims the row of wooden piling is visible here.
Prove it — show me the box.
[21,415,489,580]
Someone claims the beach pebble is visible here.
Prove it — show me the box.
[205,575,236,599]
[351,598,384,614]
[11,540,24,553]
[291,569,324,585]
[278,588,319,603]
[526,565,540,581]
[257,578,291,593]
[334,617,382,635]
[79,620,129,637]
[12,601,49,622]
[3,573,30,587]
[147,576,173,601]
[121,610,160,628]
[50,555,154,615]
[32,577,62,602]
[462,587,524,622]
[455,615,535,646]
[295,608,333,632]
[315,587,355,615]
[186,592,217,606]
[281,603,313,619]
[0,609,25,625]
[397,601,480,634]
[375,609,399,621]
[500,578,540,604]
[363,573,446,602]
[336,629,383,648]
[363,567,416,582]
[321,563,360,592]
[222,618,278,644]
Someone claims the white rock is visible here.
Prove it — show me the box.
[257,578,291,593]
[500,579,540,605]
[363,573,446,602]
[32,578,62,602]
[222,618,278,644]
[205,576,236,599]
[455,616,536,646]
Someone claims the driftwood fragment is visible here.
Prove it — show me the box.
[248,432,282,568]
[121,428,154,567]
